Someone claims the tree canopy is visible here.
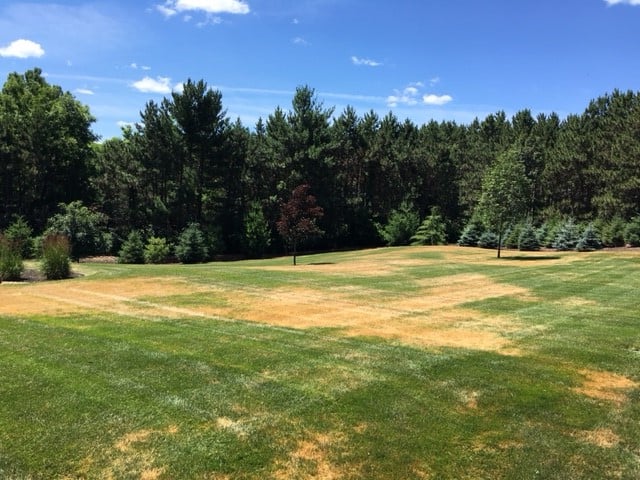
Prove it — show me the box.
[2,69,640,259]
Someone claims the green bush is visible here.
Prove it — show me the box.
[46,201,111,261]
[175,223,208,264]
[410,208,447,246]
[623,217,640,247]
[599,217,626,247]
[41,234,71,280]
[0,235,23,281]
[503,222,523,249]
[457,220,483,247]
[576,223,603,251]
[518,222,541,251]
[144,237,171,264]
[243,202,272,257]
[378,202,420,246]
[552,218,581,251]
[118,231,145,264]
[4,216,33,258]
[477,231,499,249]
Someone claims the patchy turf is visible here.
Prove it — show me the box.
[0,246,639,479]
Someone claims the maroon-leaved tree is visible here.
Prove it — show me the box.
[276,184,324,265]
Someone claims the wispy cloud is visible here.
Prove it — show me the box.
[75,88,95,95]
[292,36,309,46]
[604,0,640,5]
[351,56,382,67]
[387,82,424,107]
[429,76,440,86]
[132,76,175,94]
[156,0,250,18]
[0,39,44,58]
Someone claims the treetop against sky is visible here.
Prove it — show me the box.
[1,0,639,139]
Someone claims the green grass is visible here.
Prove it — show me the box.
[1,247,639,479]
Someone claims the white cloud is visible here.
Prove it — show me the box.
[130,62,152,70]
[351,56,382,67]
[132,76,173,94]
[0,38,44,58]
[117,120,135,128]
[156,4,178,17]
[387,82,453,108]
[157,0,250,17]
[604,0,640,5]
[75,88,95,95]
[386,83,422,107]
[429,76,440,86]
[423,94,453,106]
[293,36,309,46]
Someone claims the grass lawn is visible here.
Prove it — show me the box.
[0,246,638,479]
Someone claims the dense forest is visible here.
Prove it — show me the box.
[1,68,640,261]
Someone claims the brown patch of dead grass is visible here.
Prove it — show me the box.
[273,432,349,480]
[573,369,638,405]
[573,428,620,448]
[0,249,538,354]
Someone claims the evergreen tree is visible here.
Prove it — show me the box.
[576,223,602,251]
[552,218,581,251]
[410,208,447,245]
[118,231,145,264]
[175,223,209,264]
[518,222,540,251]
[458,220,484,247]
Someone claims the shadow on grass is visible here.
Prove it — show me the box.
[501,255,561,261]
[308,262,336,266]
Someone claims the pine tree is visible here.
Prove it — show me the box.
[552,218,581,251]
[576,223,602,251]
[518,222,540,251]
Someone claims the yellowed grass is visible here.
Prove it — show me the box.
[573,369,639,405]
[0,250,540,354]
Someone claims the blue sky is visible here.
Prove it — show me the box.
[1,0,639,140]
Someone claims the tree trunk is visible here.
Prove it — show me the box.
[292,239,297,266]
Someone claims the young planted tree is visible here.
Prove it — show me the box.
[475,149,530,258]
[276,184,324,265]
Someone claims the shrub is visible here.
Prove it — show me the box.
[378,202,420,246]
[243,202,272,257]
[576,223,603,251]
[518,222,541,251]
[477,231,499,249]
[552,218,581,251]
[457,220,483,247]
[175,223,208,264]
[0,235,23,281]
[503,222,523,250]
[410,208,447,246]
[45,201,110,261]
[600,217,626,247]
[623,217,640,247]
[118,231,145,264]
[41,234,71,280]
[538,219,561,248]
[144,237,171,264]
[4,216,33,258]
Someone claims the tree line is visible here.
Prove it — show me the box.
[1,68,640,261]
